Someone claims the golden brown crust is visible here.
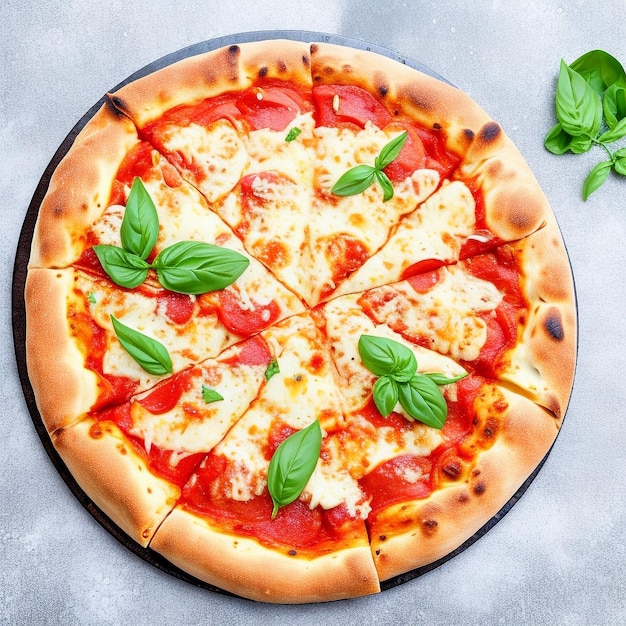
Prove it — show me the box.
[501,214,577,420]
[25,268,100,432]
[108,39,312,128]
[29,103,139,269]
[150,507,380,603]
[52,418,180,547]
[370,385,558,581]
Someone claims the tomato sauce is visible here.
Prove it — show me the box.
[359,374,485,514]
[180,452,361,553]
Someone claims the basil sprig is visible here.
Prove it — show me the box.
[110,315,173,376]
[358,335,466,429]
[94,177,249,293]
[545,51,626,199]
[267,420,322,519]
[331,131,408,202]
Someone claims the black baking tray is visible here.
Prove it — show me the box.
[12,30,566,602]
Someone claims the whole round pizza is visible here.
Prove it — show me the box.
[23,37,577,603]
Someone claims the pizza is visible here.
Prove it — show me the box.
[23,39,577,603]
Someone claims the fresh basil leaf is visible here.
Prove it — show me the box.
[285,127,302,142]
[555,59,602,136]
[267,420,322,519]
[202,385,223,403]
[358,335,417,381]
[397,375,448,429]
[376,131,408,169]
[568,135,594,154]
[375,169,395,202]
[265,359,280,381]
[93,245,149,289]
[603,84,626,129]
[544,123,576,154]
[571,50,626,95]
[110,315,173,375]
[582,160,613,200]
[425,372,468,386]
[598,117,626,143]
[331,164,376,197]
[87,292,97,304]
[373,375,399,417]
[152,241,249,294]
[121,177,159,260]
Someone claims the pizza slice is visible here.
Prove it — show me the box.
[354,216,577,420]
[318,291,564,582]
[149,313,380,603]
[50,334,274,546]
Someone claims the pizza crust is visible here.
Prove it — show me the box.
[25,268,100,433]
[108,39,313,128]
[52,417,180,546]
[29,103,139,269]
[149,506,380,603]
[369,385,558,581]
[504,215,578,419]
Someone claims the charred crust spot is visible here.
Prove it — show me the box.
[378,84,389,97]
[474,481,486,495]
[480,121,502,143]
[422,519,438,535]
[464,128,475,140]
[433,122,442,130]
[544,309,565,341]
[458,492,470,504]
[472,469,481,477]
[53,205,64,217]
[302,54,310,67]
[375,549,381,556]
[228,44,240,55]
[277,60,287,73]
[258,66,269,78]
[310,44,318,54]
[379,535,387,542]
[288,549,297,556]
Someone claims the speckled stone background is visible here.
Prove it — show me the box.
[2,2,625,624]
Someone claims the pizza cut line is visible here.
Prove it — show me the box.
[24,39,576,604]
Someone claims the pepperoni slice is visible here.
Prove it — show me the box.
[312,84,392,128]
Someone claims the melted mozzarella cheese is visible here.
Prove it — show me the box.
[363,266,503,361]
[159,119,249,202]
[76,273,231,383]
[128,353,266,455]
[309,123,440,303]
[322,294,467,414]
[333,180,476,297]
[213,315,368,515]
[244,113,316,186]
